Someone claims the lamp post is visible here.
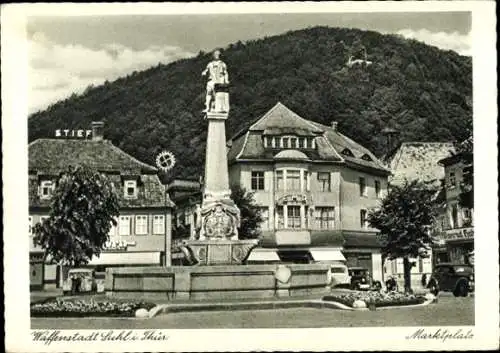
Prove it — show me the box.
[164,185,172,267]
[155,150,176,267]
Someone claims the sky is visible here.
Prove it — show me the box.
[27,12,472,114]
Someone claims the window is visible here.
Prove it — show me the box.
[440,217,447,231]
[298,137,304,148]
[286,170,301,191]
[451,204,459,228]
[290,137,298,148]
[287,206,301,229]
[375,180,381,198]
[361,154,373,161]
[119,216,131,235]
[463,208,472,221]
[342,148,354,157]
[135,215,148,235]
[124,180,138,199]
[153,215,165,234]
[282,137,289,148]
[449,172,456,188]
[29,216,33,235]
[40,180,54,199]
[276,206,284,229]
[251,171,265,190]
[303,171,309,192]
[359,177,367,197]
[317,172,331,192]
[271,137,276,148]
[259,207,269,230]
[316,207,335,229]
[276,170,284,191]
[360,209,368,229]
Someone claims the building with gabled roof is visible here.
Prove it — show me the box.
[29,122,175,290]
[436,138,474,266]
[383,141,457,286]
[385,142,456,187]
[223,102,391,281]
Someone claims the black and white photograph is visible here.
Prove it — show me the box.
[2,2,498,352]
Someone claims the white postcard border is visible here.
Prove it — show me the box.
[2,2,498,352]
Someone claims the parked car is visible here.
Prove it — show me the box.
[329,263,351,287]
[348,267,381,291]
[427,263,474,297]
[62,268,98,295]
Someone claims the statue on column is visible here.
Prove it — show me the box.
[202,49,229,113]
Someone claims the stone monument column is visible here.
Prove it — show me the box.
[203,111,231,205]
[180,50,257,265]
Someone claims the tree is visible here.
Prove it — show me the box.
[33,165,120,267]
[367,180,438,293]
[230,184,264,240]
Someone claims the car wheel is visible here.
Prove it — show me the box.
[455,281,469,297]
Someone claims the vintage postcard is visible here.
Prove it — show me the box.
[2,1,498,352]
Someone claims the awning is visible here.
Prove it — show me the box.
[88,252,161,266]
[309,249,346,262]
[246,249,280,262]
[343,231,382,248]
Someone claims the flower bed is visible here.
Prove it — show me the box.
[31,298,156,317]
[323,291,426,308]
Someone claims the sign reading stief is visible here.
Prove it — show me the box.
[155,151,176,172]
[55,129,92,138]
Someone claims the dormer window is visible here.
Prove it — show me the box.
[361,154,373,161]
[265,135,316,150]
[40,180,55,199]
[124,180,138,199]
[341,148,354,157]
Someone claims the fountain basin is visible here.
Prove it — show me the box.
[105,264,331,300]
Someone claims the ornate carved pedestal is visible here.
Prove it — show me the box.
[181,239,258,266]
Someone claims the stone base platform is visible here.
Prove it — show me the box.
[105,264,331,300]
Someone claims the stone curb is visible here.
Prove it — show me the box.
[149,297,434,317]
[148,299,351,317]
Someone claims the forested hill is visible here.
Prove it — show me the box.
[28,26,472,181]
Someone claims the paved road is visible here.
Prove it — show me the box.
[31,294,473,329]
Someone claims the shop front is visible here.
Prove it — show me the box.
[441,227,474,265]
[342,231,384,283]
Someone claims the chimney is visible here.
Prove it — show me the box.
[91,121,104,141]
[331,121,338,131]
[382,127,399,155]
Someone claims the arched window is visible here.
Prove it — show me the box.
[361,154,373,161]
[341,148,354,157]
